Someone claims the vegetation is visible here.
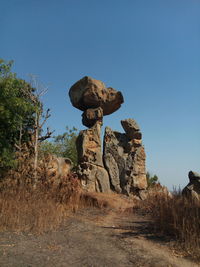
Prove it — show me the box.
[0,59,81,232]
[139,190,200,261]
[40,126,78,166]
[146,171,159,188]
[0,172,81,233]
[0,59,36,172]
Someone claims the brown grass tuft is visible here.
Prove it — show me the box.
[0,173,81,233]
[139,189,200,260]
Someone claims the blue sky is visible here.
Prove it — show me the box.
[1,0,200,189]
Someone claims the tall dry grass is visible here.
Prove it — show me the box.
[0,150,114,234]
[140,189,200,260]
[0,168,81,234]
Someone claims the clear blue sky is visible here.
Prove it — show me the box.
[1,0,200,189]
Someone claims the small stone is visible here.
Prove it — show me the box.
[121,119,141,140]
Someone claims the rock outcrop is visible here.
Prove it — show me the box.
[43,154,72,184]
[182,171,200,201]
[76,121,110,192]
[69,76,123,193]
[69,76,124,118]
[69,77,147,197]
[103,119,147,199]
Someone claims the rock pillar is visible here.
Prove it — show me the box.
[103,119,147,198]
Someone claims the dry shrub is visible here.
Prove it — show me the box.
[139,189,200,260]
[0,173,81,234]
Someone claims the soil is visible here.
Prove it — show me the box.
[0,199,199,267]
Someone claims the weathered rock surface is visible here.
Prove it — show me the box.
[103,119,147,198]
[121,118,142,140]
[69,77,148,198]
[43,155,72,184]
[182,171,200,201]
[69,76,124,116]
[82,107,103,128]
[76,122,110,192]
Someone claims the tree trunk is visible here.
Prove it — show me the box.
[33,110,40,188]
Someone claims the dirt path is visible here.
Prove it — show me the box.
[0,206,199,267]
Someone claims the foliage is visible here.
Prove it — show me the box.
[40,127,78,166]
[0,59,37,172]
[146,172,159,188]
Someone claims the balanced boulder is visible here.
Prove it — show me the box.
[69,76,124,116]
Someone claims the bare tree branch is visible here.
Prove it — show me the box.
[38,128,55,142]
[41,108,51,128]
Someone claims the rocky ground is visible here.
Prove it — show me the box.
[0,196,199,267]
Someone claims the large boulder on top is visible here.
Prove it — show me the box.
[69,76,124,116]
[182,171,200,201]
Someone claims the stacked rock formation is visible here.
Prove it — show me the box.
[69,76,147,197]
[69,76,123,192]
[182,171,200,201]
[103,119,147,198]
[69,76,124,127]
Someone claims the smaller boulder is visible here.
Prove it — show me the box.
[82,107,103,128]
[121,119,142,140]
[188,171,200,182]
[182,171,200,201]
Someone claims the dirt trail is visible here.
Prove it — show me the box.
[0,200,199,267]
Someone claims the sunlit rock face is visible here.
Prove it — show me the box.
[103,119,147,199]
[69,76,124,117]
[76,121,110,193]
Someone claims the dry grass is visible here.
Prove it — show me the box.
[80,192,134,211]
[0,173,81,234]
[139,189,200,260]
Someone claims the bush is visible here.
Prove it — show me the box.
[146,172,159,188]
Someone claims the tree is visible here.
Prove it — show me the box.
[146,172,159,188]
[40,127,78,166]
[27,75,54,183]
[0,60,53,182]
[0,59,36,173]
